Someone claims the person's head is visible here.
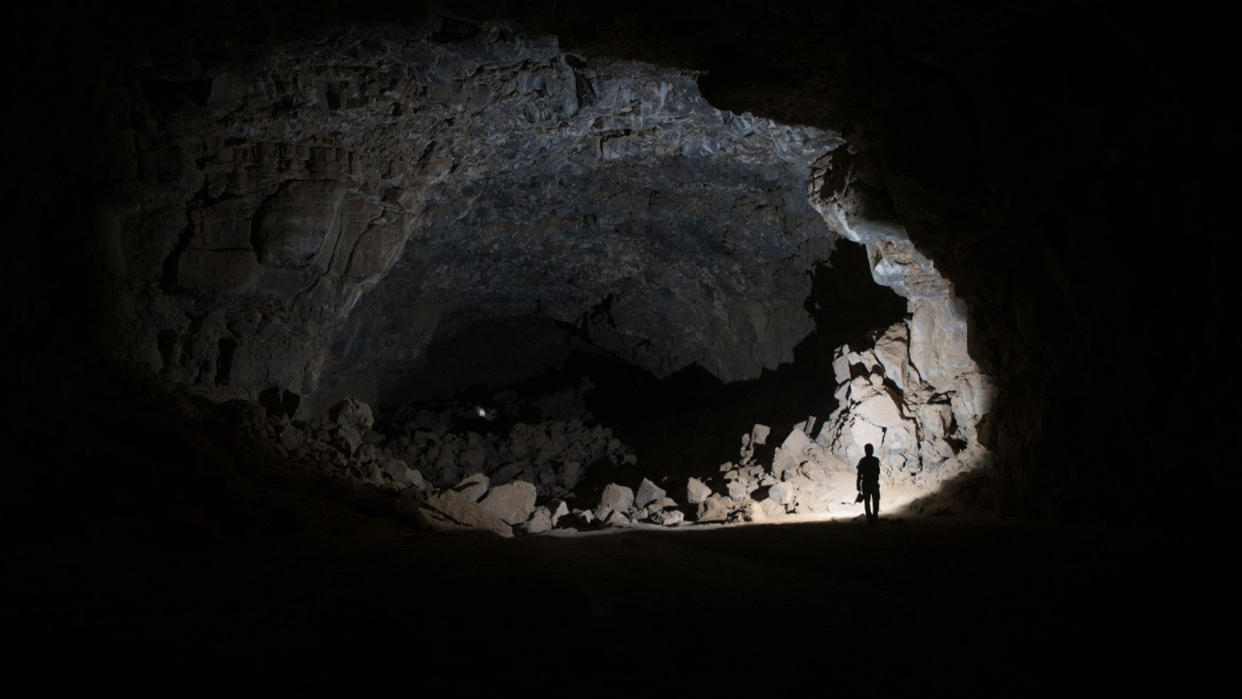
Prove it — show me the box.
[864,443,874,456]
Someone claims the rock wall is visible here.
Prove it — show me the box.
[807,149,994,493]
[98,18,841,414]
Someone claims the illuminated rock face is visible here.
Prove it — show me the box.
[103,20,840,413]
[800,148,994,500]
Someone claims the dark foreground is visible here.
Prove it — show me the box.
[1,373,1207,691]
[8,509,1196,691]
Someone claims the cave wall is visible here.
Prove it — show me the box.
[88,18,840,414]
[6,0,1227,524]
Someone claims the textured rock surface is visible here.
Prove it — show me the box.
[98,18,841,414]
[479,481,538,526]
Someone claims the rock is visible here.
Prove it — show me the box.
[603,509,632,526]
[635,478,666,508]
[453,472,490,502]
[424,490,513,538]
[686,477,712,504]
[759,498,786,519]
[769,481,795,506]
[380,458,408,482]
[278,423,304,451]
[593,484,630,516]
[652,509,685,526]
[847,419,885,460]
[855,392,902,428]
[458,446,486,472]
[104,24,843,425]
[401,467,427,490]
[697,495,732,522]
[524,506,553,534]
[751,424,771,446]
[727,480,752,501]
[327,397,375,431]
[491,462,523,484]
[772,428,812,479]
[479,481,538,525]
[908,296,975,392]
[832,346,852,383]
[727,500,762,523]
[560,461,582,489]
[918,403,954,440]
[253,180,347,268]
[332,424,361,455]
[176,249,259,291]
[882,421,918,454]
[550,499,570,526]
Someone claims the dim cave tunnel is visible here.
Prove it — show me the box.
[3,0,1224,686]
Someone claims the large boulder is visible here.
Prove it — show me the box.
[697,495,732,522]
[453,472,490,502]
[595,483,635,521]
[908,296,974,392]
[479,481,538,525]
[423,490,513,538]
[686,477,712,504]
[855,392,902,428]
[772,428,812,479]
[635,478,666,508]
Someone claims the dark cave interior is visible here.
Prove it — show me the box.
[1,0,1228,687]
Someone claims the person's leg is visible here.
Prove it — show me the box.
[872,489,880,520]
[864,491,874,520]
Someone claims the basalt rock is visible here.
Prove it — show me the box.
[98,18,841,416]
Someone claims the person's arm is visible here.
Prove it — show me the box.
[856,463,862,492]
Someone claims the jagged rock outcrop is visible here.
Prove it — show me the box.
[807,148,993,492]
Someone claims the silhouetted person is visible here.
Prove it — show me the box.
[856,443,881,523]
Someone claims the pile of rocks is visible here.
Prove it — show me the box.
[254,353,989,537]
[255,394,662,536]
[682,422,860,523]
[376,388,637,497]
[817,319,992,494]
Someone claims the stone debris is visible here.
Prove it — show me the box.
[251,330,990,537]
[818,319,990,494]
[377,394,637,498]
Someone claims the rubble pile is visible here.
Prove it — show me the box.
[243,315,995,537]
[818,320,992,496]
